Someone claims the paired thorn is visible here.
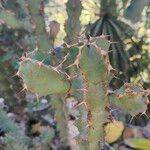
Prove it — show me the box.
[64,42,78,49]
[73,101,86,110]
[66,44,85,69]
[65,73,78,80]
[86,121,93,129]
[105,89,114,96]
[109,108,119,114]
[52,66,60,74]
[108,50,114,53]
[107,64,117,74]
[113,75,126,84]
[94,34,110,39]
[129,110,149,124]
[66,59,80,69]
[56,53,69,69]
[109,41,119,44]
[17,84,27,94]
[76,88,88,92]
[37,59,45,68]
[139,111,149,118]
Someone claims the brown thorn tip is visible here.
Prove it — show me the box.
[99,34,109,38]
[73,101,86,110]
[11,72,20,78]
[109,41,118,44]
[57,53,69,69]
[67,74,78,80]
[76,88,88,92]
[35,93,40,101]
[108,50,115,53]
[129,115,137,124]
[20,56,26,60]
[109,108,119,113]
[65,60,79,69]
[52,67,60,74]
[65,63,76,69]
[18,86,26,94]
[65,73,78,80]
[37,59,45,68]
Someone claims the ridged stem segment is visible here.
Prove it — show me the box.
[65,0,82,44]
[18,58,70,96]
[51,95,69,146]
[85,83,108,150]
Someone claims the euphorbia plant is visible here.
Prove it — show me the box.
[18,35,149,149]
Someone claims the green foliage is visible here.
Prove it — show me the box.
[4,135,28,150]
[0,109,30,149]
[0,107,55,150]
[0,10,22,28]
[39,128,54,144]
[0,109,18,135]
[124,0,150,23]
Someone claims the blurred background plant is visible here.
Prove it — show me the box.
[45,0,150,88]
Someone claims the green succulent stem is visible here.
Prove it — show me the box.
[51,95,69,146]
[85,83,108,150]
[18,58,70,96]
[100,0,117,16]
[65,0,82,44]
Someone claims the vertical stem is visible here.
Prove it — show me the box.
[65,0,82,44]
[67,68,89,149]
[76,105,89,150]
[16,0,33,32]
[86,83,108,150]
[100,0,117,16]
[27,0,53,51]
[51,95,69,147]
